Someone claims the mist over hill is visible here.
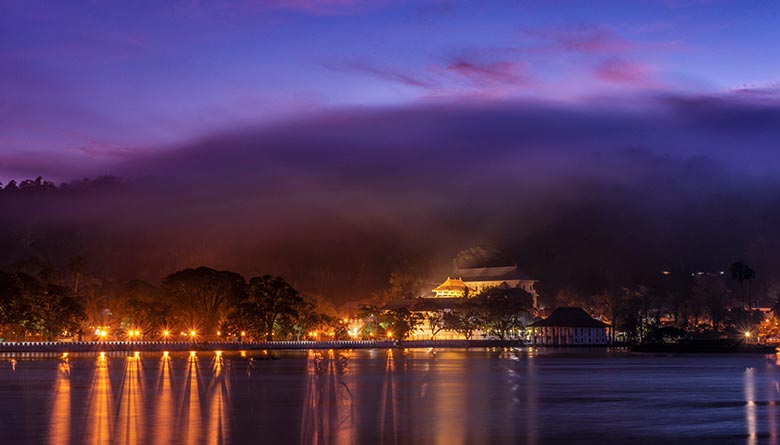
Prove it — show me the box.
[2,94,779,303]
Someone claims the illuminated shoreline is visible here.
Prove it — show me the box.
[0,339,524,353]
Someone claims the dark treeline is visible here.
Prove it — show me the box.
[4,148,780,311]
[0,263,351,342]
[547,267,773,343]
[0,260,537,343]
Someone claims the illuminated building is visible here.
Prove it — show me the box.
[528,307,611,345]
[432,265,539,308]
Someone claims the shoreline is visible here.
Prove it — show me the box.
[0,339,525,353]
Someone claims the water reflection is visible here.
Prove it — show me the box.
[48,358,70,445]
[155,352,174,445]
[9,350,780,445]
[745,367,757,445]
[180,351,203,444]
[378,349,398,445]
[86,353,112,445]
[40,352,238,445]
[300,349,356,444]
[207,351,232,445]
[116,353,144,445]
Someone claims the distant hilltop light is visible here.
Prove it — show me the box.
[662,270,671,275]
[689,271,727,277]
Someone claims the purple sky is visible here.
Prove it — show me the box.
[0,0,778,181]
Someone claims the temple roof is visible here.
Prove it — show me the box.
[433,277,472,292]
[528,307,610,328]
[455,265,536,282]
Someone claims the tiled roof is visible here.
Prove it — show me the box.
[455,265,535,282]
[433,277,471,292]
[528,307,609,328]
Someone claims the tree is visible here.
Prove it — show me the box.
[278,298,321,341]
[120,280,170,339]
[424,310,446,339]
[443,299,483,340]
[67,256,87,294]
[554,288,590,311]
[357,304,380,338]
[627,286,658,342]
[387,268,426,300]
[772,291,780,316]
[39,285,86,340]
[0,271,26,338]
[161,267,247,338]
[10,275,86,341]
[692,275,731,331]
[381,307,422,340]
[590,289,626,343]
[243,275,303,341]
[474,286,533,340]
[452,245,500,270]
[731,261,756,308]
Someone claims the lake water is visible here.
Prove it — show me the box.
[0,348,778,445]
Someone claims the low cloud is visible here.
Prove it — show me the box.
[2,92,779,302]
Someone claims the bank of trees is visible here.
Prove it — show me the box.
[0,263,336,342]
[551,264,763,342]
[0,271,86,341]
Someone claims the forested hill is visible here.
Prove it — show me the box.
[3,150,780,304]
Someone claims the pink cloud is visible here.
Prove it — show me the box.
[445,60,531,86]
[522,24,637,54]
[594,58,656,86]
[332,56,534,100]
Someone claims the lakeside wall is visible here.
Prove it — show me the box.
[0,339,524,353]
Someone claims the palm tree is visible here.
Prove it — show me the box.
[67,256,87,294]
[730,261,756,309]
